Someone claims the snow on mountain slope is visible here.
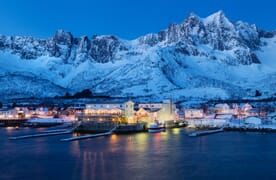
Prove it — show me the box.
[256,36,276,72]
[0,11,275,101]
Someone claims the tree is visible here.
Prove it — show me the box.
[12,101,17,108]
[255,90,262,97]
[73,89,93,98]
[201,103,209,115]
[64,92,72,99]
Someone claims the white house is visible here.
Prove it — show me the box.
[244,117,262,125]
[184,109,204,119]
[214,103,234,114]
[81,100,135,123]
[137,99,176,123]
[242,103,253,112]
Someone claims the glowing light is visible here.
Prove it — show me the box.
[110,134,118,142]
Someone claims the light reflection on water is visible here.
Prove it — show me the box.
[2,127,276,179]
[172,128,180,135]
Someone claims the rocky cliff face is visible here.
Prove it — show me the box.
[0,11,275,100]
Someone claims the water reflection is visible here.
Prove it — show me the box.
[3,128,276,179]
[152,133,162,154]
[109,134,120,152]
[70,140,81,155]
[71,150,118,180]
[195,136,208,152]
[110,134,118,142]
[134,133,148,153]
[5,127,16,135]
[172,128,180,135]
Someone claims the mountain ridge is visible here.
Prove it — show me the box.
[0,11,275,101]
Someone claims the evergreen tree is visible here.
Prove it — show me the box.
[255,90,262,97]
[73,89,93,98]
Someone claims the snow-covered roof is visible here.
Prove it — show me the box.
[215,114,233,119]
[184,109,203,111]
[242,103,252,109]
[86,107,123,111]
[245,117,262,125]
[215,103,229,108]
[144,108,162,113]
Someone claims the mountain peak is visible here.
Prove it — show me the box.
[53,29,73,45]
[203,10,235,30]
[187,12,200,19]
[204,10,227,23]
[183,12,201,25]
[214,10,224,16]
[183,12,202,25]
[209,10,225,18]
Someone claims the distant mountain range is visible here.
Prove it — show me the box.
[0,10,275,101]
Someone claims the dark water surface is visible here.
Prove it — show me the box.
[1,127,276,180]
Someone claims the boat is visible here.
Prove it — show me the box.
[187,124,196,129]
[148,122,165,133]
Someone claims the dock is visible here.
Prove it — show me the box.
[60,126,117,142]
[9,123,81,140]
[188,128,224,137]
[42,129,73,133]
[9,130,73,140]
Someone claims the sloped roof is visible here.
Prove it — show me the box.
[245,117,262,125]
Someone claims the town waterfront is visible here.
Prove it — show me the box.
[2,127,276,179]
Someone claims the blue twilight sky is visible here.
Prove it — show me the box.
[0,0,275,40]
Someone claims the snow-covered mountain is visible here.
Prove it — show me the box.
[0,11,275,101]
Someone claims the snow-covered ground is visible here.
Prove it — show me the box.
[187,117,276,130]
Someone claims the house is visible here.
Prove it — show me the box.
[244,116,262,126]
[79,99,176,124]
[242,103,253,112]
[184,109,204,119]
[0,107,29,119]
[79,100,135,123]
[213,103,234,114]
[156,99,176,122]
[138,99,176,123]
[240,103,262,118]
[135,107,153,122]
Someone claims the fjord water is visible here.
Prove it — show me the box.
[1,127,276,180]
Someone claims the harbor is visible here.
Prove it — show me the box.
[1,1,276,179]
[0,99,275,136]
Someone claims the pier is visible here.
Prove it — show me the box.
[8,122,81,140]
[8,127,76,140]
[42,129,73,133]
[60,126,117,142]
[188,128,224,137]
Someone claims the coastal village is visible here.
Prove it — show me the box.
[1,99,276,134]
